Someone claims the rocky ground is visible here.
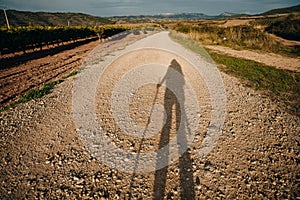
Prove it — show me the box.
[0,30,299,199]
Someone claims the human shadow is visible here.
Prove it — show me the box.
[153,59,195,199]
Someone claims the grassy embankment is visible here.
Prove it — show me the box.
[169,14,300,56]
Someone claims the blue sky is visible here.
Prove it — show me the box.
[0,0,299,16]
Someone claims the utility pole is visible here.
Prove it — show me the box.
[3,7,10,29]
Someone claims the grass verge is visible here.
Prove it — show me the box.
[169,30,211,60]
[170,30,299,116]
[209,51,300,116]
[16,80,64,104]
[1,70,79,112]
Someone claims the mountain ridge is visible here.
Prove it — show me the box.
[262,4,300,15]
[0,10,113,27]
[1,4,299,27]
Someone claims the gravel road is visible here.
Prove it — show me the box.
[0,30,299,199]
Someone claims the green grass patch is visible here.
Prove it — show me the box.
[169,30,211,60]
[1,70,79,112]
[17,80,64,103]
[209,51,300,116]
[209,52,294,93]
[64,70,78,78]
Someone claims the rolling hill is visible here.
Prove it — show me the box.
[1,4,300,27]
[110,12,241,21]
[0,10,113,27]
[262,4,300,15]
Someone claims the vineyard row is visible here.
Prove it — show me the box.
[0,26,128,54]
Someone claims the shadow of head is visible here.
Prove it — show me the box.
[169,59,183,74]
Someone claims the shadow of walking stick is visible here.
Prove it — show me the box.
[128,78,161,199]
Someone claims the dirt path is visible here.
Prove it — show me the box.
[205,45,300,72]
[0,38,99,108]
[0,31,299,199]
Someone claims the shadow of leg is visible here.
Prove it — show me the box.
[177,100,195,199]
[153,166,168,200]
[179,151,195,200]
[153,91,173,200]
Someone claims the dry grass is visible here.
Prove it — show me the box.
[170,22,298,56]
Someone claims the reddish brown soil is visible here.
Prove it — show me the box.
[0,38,99,108]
